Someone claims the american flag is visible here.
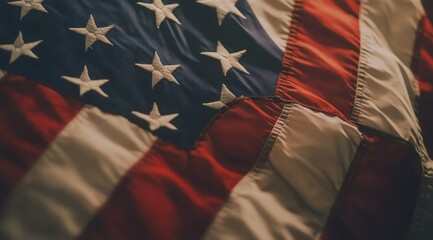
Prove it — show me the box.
[0,0,432,239]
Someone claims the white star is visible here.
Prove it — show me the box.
[132,103,179,131]
[201,41,249,76]
[61,66,109,97]
[137,0,181,29]
[197,0,246,25]
[69,15,114,52]
[8,0,48,20]
[0,31,43,63]
[135,51,181,88]
[203,84,237,109]
[0,70,6,80]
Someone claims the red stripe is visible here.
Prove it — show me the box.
[320,133,422,240]
[0,74,82,210]
[276,0,360,121]
[412,16,433,157]
[78,98,284,240]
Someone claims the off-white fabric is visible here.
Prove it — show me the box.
[361,0,423,67]
[247,0,295,51]
[203,104,362,240]
[352,0,428,160]
[0,106,156,240]
[352,2,433,238]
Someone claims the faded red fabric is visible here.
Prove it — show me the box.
[78,99,284,240]
[0,74,82,210]
[320,134,422,240]
[276,0,360,121]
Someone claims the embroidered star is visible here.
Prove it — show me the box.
[69,15,114,52]
[135,51,181,88]
[8,0,48,20]
[0,70,6,80]
[132,103,179,131]
[137,0,181,29]
[0,31,42,63]
[61,66,109,97]
[197,0,246,25]
[201,41,249,76]
[203,84,237,109]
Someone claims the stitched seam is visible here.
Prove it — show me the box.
[197,96,359,150]
[317,136,369,240]
[351,1,369,123]
[408,15,433,240]
[275,0,304,98]
[220,103,294,200]
[251,103,294,172]
[201,104,294,237]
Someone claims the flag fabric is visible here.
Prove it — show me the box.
[0,0,432,239]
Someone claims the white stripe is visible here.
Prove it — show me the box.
[247,0,295,51]
[0,106,156,240]
[202,104,362,240]
[352,0,428,161]
[353,2,433,237]
[361,0,423,67]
